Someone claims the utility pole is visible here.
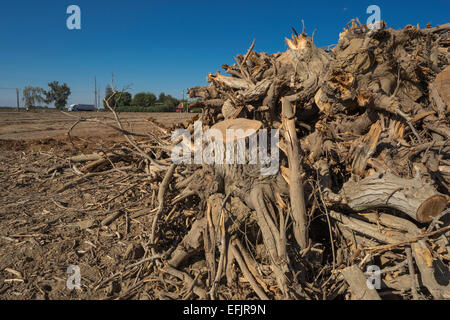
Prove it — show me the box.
[16,88,20,112]
[94,76,97,109]
[182,90,185,113]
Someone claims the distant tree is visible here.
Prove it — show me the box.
[104,84,115,108]
[22,86,46,110]
[164,94,180,109]
[147,93,157,106]
[115,92,132,107]
[158,92,166,103]
[156,92,179,111]
[132,92,156,107]
[45,81,71,110]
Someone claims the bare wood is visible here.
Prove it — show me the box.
[411,240,450,299]
[150,164,176,252]
[247,185,290,298]
[210,118,262,143]
[405,246,420,299]
[81,154,123,172]
[54,168,120,193]
[340,171,448,222]
[237,78,272,101]
[234,238,269,292]
[231,243,269,300]
[69,153,102,162]
[168,218,207,268]
[281,96,308,249]
[329,211,407,244]
[163,265,207,300]
[363,225,450,251]
[341,264,381,300]
[351,121,381,176]
[432,66,450,114]
[100,210,124,227]
[207,72,252,90]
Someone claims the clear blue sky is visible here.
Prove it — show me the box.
[0,0,449,107]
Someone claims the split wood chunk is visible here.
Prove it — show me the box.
[285,32,308,51]
[356,89,373,107]
[412,241,450,299]
[207,72,252,90]
[351,121,382,176]
[237,78,272,102]
[328,71,355,101]
[432,66,450,114]
[69,153,101,162]
[314,71,362,116]
[314,88,332,115]
[221,99,237,120]
[188,84,220,99]
[341,264,381,300]
[340,171,448,223]
[210,119,262,143]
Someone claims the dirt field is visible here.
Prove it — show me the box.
[0,111,192,140]
[0,111,193,300]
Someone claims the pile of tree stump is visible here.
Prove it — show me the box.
[100,20,450,300]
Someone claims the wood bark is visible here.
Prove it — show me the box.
[340,171,448,222]
[281,96,308,249]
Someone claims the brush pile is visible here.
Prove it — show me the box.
[179,20,450,299]
[13,20,450,300]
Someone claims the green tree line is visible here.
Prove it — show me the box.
[104,85,184,112]
[21,82,191,113]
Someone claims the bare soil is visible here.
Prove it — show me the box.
[0,111,191,300]
[0,111,191,140]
